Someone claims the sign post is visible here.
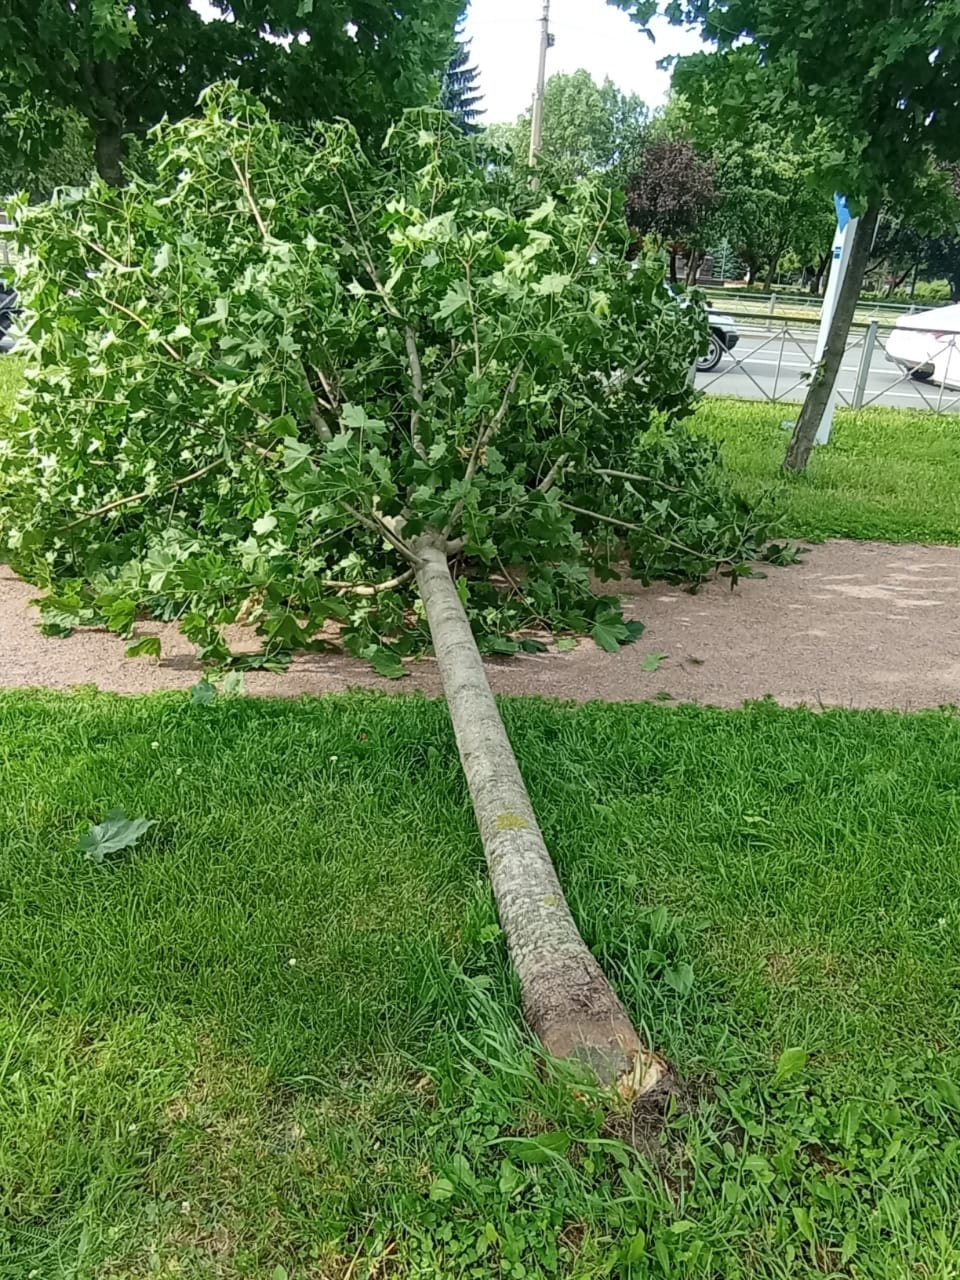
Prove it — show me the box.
[811,194,858,445]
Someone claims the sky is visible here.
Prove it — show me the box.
[462,0,707,124]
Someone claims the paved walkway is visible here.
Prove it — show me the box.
[2,540,959,709]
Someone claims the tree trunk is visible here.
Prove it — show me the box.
[763,240,785,293]
[413,534,669,1094]
[668,247,679,285]
[685,249,701,285]
[94,123,126,187]
[810,252,829,296]
[784,200,881,473]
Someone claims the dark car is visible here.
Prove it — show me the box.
[0,285,20,352]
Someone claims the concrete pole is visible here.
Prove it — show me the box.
[528,0,551,168]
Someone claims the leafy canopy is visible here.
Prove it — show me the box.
[666,0,960,207]
[0,0,463,183]
[2,85,775,670]
[488,70,648,189]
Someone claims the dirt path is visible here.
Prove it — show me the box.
[2,539,959,709]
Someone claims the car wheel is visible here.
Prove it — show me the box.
[696,331,724,373]
[910,368,934,382]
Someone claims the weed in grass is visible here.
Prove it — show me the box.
[2,691,960,1276]
[695,397,960,544]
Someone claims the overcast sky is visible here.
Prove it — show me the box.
[463,0,706,123]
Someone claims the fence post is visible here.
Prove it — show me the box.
[767,293,777,330]
[852,321,878,410]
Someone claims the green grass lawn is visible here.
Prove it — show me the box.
[695,398,960,544]
[0,355,21,418]
[3,689,960,1278]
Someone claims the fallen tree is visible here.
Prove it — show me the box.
[1,85,777,1089]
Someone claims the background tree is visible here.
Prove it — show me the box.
[0,0,462,185]
[661,73,835,292]
[624,138,719,282]
[1,101,93,199]
[489,70,647,187]
[666,0,960,470]
[1,88,777,1084]
[440,6,483,133]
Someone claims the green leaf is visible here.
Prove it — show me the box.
[189,679,217,706]
[221,671,246,696]
[534,272,571,297]
[78,809,156,864]
[625,1231,646,1262]
[370,648,406,679]
[555,637,578,652]
[590,621,623,654]
[196,296,229,326]
[429,1176,455,1202]
[253,514,277,535]
[664,962,694,995]
[935,1077,960,1110]
[641,651,667,672]
[125,635,162,661]
[773,1047,808,1085]
[272,1267,290,1280]
[434,280,470,320]
[506,1131,572,1164]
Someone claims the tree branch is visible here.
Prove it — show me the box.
[319,569,414,596]
[230,151,269,240]
[557,501,712,561]
[63,459,225,529]
[302,366,333,441]
[593,467,690,496]
[403,326,427,460]
[101,296,271,423]
[538,454,568,494]
[445,361,524,536]
[339,501,418,563]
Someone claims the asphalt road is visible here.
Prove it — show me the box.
[695,324,960,413]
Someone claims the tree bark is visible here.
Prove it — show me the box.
[668,247,679,285]
[94,123,126,187]
[784,200,881,473]
[763,239,785,293]
[809,252,829,296]
[414,534,669,1094]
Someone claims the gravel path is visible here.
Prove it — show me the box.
[2,539,959,709]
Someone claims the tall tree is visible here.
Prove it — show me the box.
[625,138,719,282]
[0,0,462,186]
[490,70,647,187]
[662,76,836,292]
[440,7,483,133]
[662,0,960,470]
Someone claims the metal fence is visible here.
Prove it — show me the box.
[695,313,960,415]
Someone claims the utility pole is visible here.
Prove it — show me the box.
[528,0,553,168]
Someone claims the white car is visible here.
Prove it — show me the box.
[697,306,740,372]
[884,303,960,388]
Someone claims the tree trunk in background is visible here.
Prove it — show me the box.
[763,240,785,292]
[414,535,669,1094]
[784,201,881,473]
[685,250,702,285]
[810,252,829,296]
[94,123,125,187]
[668,247,678,285]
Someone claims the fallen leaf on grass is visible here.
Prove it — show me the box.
[79,809,157,864]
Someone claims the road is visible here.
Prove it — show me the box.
[695,325,960,412]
